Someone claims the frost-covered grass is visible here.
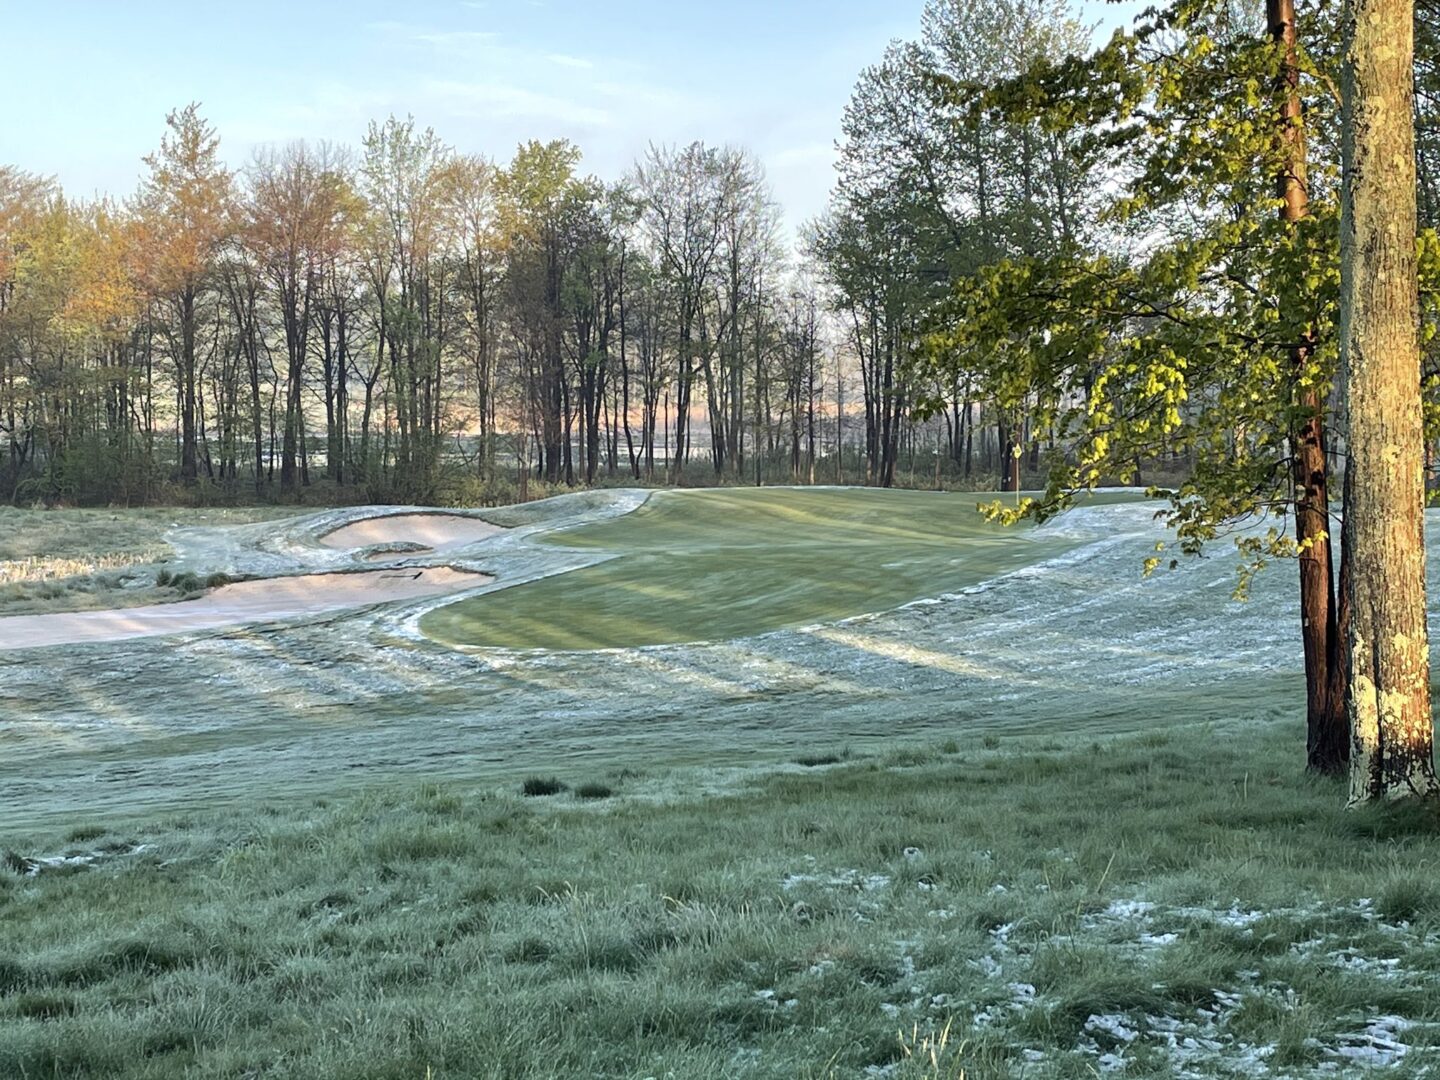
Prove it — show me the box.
[4,720,1440,1078]
[7,492,1440,1075]
[0,506,305,614]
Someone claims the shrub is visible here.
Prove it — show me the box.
[1,851,32,875]
[520,777,568,797]
[171,572,203,594]
[794,753,842,768]
[575,783,614,800]
[1379,876,1440,921]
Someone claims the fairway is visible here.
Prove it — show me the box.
[420,487,1070,650]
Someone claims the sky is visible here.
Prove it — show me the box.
[0,0,1143,240]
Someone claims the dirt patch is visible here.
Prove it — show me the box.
[319,514,503,553]
[0,567,492,651]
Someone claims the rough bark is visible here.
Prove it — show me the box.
[1340,0,1440,803]
[1269,0,1349,772]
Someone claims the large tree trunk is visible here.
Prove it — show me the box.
[1269,0,1350,773]
[1341,0,1439,804]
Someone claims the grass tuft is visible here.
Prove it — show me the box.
[6,992,77,1020]
[793,753,842,768]
[520,776,568,797]
[1378,875,1440,921]
[574,782,614,800]
[0,959,25,994]
[1,852,32,875]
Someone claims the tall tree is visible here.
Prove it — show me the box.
[1340,0,1439,803]
[244,142,355,492]
[633,143,727,482]
[0,169,54,494]
[501,139,591,485]
[359,117,451,500]
[441,153,504,482]
[1269,0,1348,772]
[137,104,232,486]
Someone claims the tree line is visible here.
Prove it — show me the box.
[4,2,1229,513]
[0,116,862,505]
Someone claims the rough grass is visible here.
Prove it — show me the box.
[0,506,302,563]
[3,721,1439,1078]
[0,506,303,615]
[421,488,1121,650]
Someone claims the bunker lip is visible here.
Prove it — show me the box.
[317,512,505,554]
[364,546,430,562]
[0,566,493,651]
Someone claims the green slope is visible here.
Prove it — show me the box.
[421,487,1080,650]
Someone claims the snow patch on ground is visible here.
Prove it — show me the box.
[1330,1015,1417,1067]
[5,842,152,877]
[781,869,892,893]
[861,889,1440,1078]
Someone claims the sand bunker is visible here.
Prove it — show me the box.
[320,513,503,555]
[0,567,491,651]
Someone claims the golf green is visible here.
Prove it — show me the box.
[420,487,1078,650]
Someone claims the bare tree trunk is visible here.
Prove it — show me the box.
[179,288,198,485]
[998,414,1021,492]
[1270,0,1349,773]
[1341,0,1439,803]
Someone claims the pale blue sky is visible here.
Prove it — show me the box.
[0,1,1140,234]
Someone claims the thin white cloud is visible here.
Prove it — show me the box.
[364,22,501,58]
[411,29,500,50]
[546,53,594,70]
[425,79,612,128]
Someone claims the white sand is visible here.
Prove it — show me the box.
[319,513,503,554]
[0,567,492,651]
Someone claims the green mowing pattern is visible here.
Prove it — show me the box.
[422,487,1077,650]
